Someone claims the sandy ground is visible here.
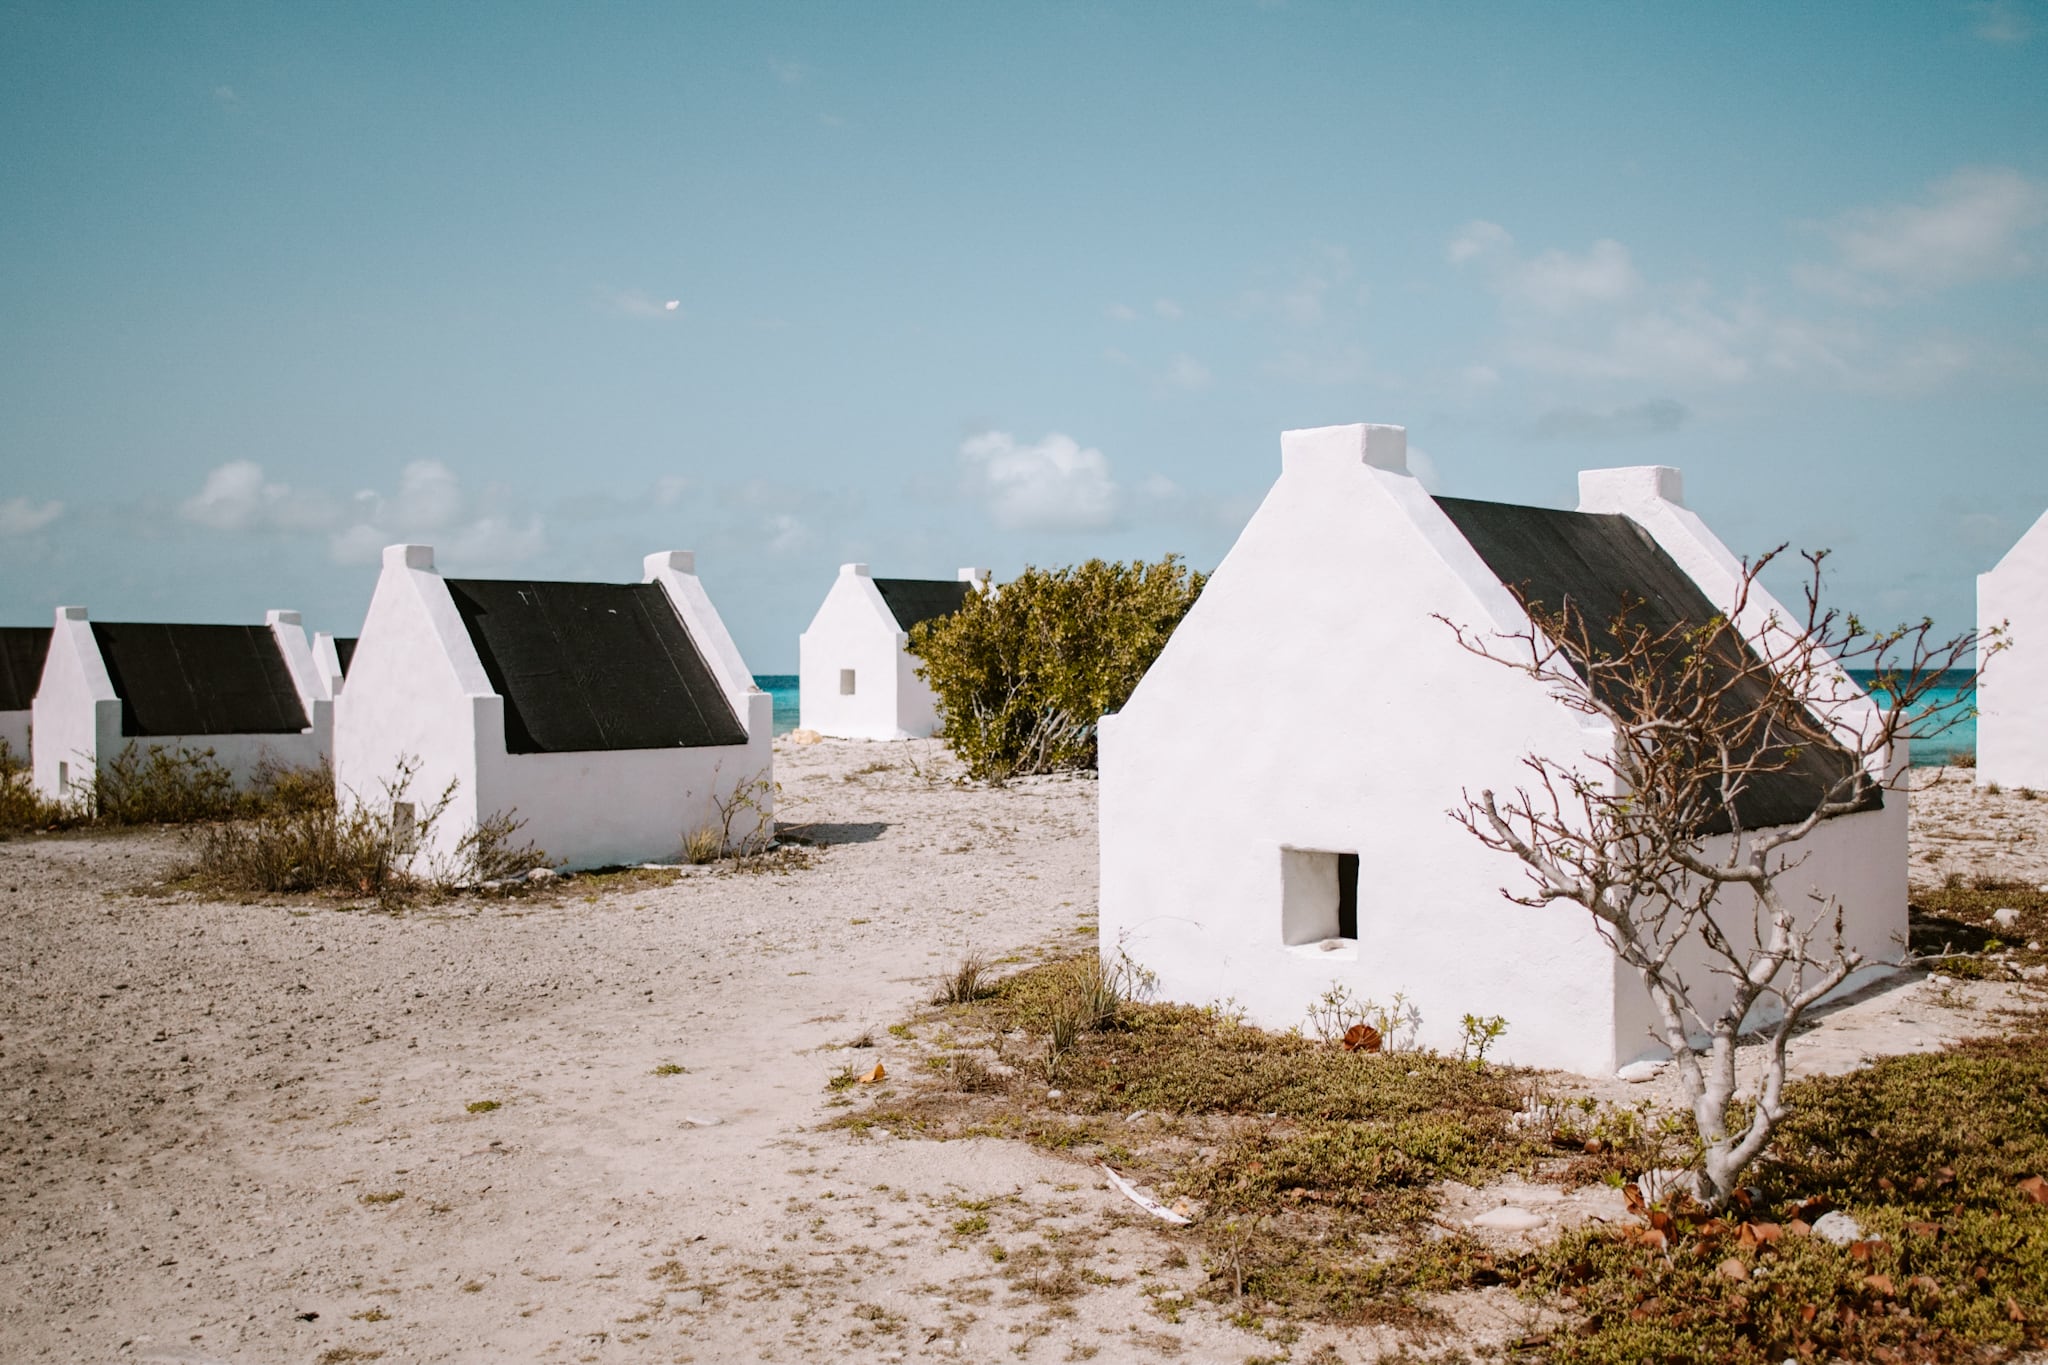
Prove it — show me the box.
[3,747,2045,1364]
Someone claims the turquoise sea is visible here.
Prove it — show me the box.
[753,670,1977,765]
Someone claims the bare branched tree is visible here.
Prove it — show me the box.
[1439,547,1999,1210]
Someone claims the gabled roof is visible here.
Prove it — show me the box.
[1433,496,1878,833]
[873,578,974,633]
[0,627,51,712]
[89,623,310,737]
[443,579,746,755]
[333,637,357,676]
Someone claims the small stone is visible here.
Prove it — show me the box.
[1616,1059,1664,1083]
[1045,1089,1063,1100]
[1468,1205,1546,1232]
[1992,907,2021,929]
[525,866,557,883]
[682,1115,722,1128]
[790,728,824,745]
[1812,1210,1864,1246]
[1127,1110,1149,1123]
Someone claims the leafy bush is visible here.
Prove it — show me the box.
[0,739,335,831]
[0,739,65,832]
[909,556,1204,781]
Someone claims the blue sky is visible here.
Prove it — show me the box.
[1,2,2043,670]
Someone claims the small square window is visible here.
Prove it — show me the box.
[57,760,69,793]
[839,668,857,696]
[1281,848,1359,945]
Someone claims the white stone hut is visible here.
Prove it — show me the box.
[1098,423,1907,1076]
[31,607,332,803]
[0,627,53,758]
[798,563,989,740]
[312,632,356,701]
[1978,508,2048,790]
[333,545,772,873]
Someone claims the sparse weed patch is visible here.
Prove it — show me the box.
[465,1100,500,1114]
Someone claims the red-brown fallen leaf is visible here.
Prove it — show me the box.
[2008,1297,2028,1323]
[1904,1220,1943,1240]
[1935,1166,1956,1187]
[1623,1183,1648,1218]
[1649,1210,1676,1236]
[1787,1218,1813,1238]
[1628,1297,1667,1322]
[1582,1138,1605,1155]
[1799,1304,1819,1325]
[1864,1273,1896,1297]
[1849,1239,1887,1263]
[1878,1176,1897,1195]
[1738,1221,1782,1249]
[1717,1257,1749,1282]
[2018,1175,2048,1205]
[858,1063,885,1084]
[1342,1023,1382,1053]
[1909,1275,1942,1297]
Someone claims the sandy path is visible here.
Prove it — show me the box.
[1,741,1270,1364]
[7,749,2047,1363]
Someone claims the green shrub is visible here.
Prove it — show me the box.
[87,742,243,823]
[909,556,1204,781]
[0,739,66,832]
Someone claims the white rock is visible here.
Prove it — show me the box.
[1617,1059,1664,1083]
[1468,1205,1547,1232]
[1811,1210,1864,1245]
[1045,1089,1062,1100]
[526,866,557,883]
[1992,907,2021,929]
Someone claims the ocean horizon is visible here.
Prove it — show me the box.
[755,670,1976,766]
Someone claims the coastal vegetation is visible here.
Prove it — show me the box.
[849,950,2048,1360]
[0,739,331,831]
[908,555,1204,781]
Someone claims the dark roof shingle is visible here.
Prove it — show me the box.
[443,579,747,754]
[89,623,310,737]
[873,578,974,633]
[1433,495,1877,833]
[0,627,51,713]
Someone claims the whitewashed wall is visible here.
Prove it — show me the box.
[1099,424,1908,1077]
[311,632,348,700]
[334,544,773,875]
[31,606,328,804]
[1979,510,2048,790]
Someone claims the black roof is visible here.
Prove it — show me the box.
[0,627,51,712]
[873,578,974,633]
[332,637,357,676]
[90,623,310,737]
[1433,496,1877,833]
[443,579,747,755]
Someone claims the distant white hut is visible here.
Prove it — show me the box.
[31,607,331,803]
[1098,423,1907,1076]
[798,564,989,740]
[1978,509,2048,789]
[0,627,53,758]
[333,545,772,873]
[312,632,356,701]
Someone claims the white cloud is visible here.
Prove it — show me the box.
[961,431,1121,532]
[1163,353,1213,391]
[764,513,809,554]
[606,289,681,319]
[1105,302,1138,322]
[1449,222,1638,311]
[1971,0,2033,43]
[1798,167,2048,302]
[1153,298,1184,321]
[179,461,338,532]
[327,460,543,567]
[0,497,62,536]
[1447,219,1513,264]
